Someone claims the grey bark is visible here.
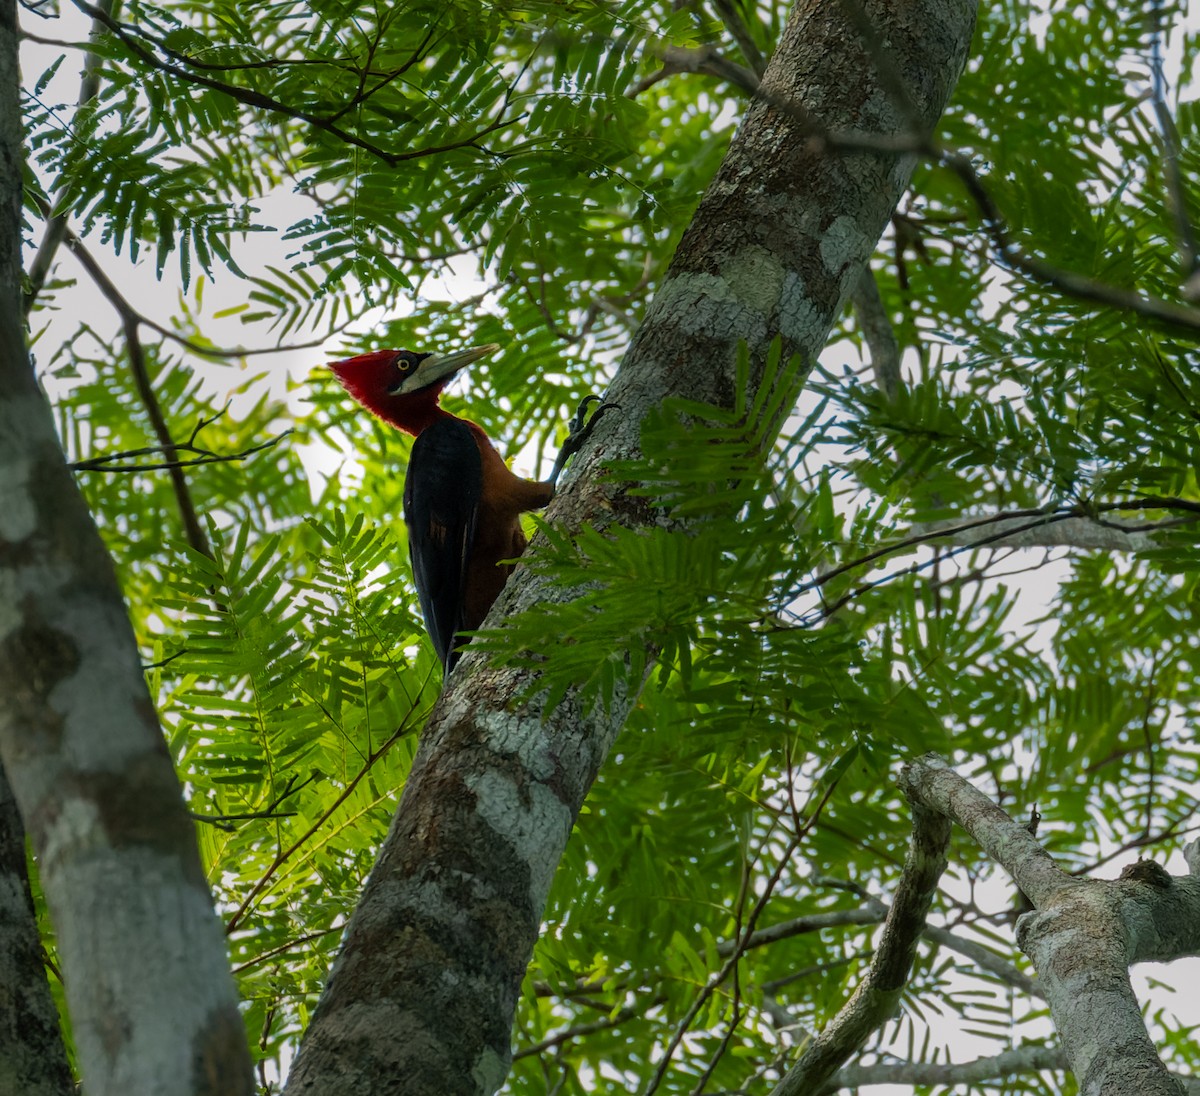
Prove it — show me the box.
[0,2,253,1091]
[901,756,1200,1096]
[910,513,1159,552]
[283,2,978,1093]
[0,765,72,1096]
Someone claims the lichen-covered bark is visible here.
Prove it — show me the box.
[902,756,1200,1096]
[0,2,253,1091]
[284,3,977,1093]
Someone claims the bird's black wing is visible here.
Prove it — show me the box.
[403,417,482,672]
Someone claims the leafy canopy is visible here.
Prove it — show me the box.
[23,0,1200,1091]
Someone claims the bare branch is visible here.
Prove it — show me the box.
[513,1003,651,1061]
[908,512,1159,552]
[123,318,212,557]
[224,707,426,935]
[69,429,292,474]
[899,757,1069,907]
[786,498,1200,626]
[922,923,1040,999]
[622,15,1200,339]
[643,781,840,1096]
[716,904,885,955]
[1147,1,1200,290]
[901,756,1200,1096]
[820,1044,1068,1094]
[770,800,950,1096]
[627,44,760,98]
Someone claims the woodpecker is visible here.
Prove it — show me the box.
[329,343,608,673]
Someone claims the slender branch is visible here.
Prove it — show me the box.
[625,17,1200,338]
[908,512,1159,552]
[642,780,840,1096]
[744,78,1200,336]
[785,497,1200,626]
[1147,0,1199,286]
[922,923,1040,998]
[232,926,345,975]
[710,0,768,76]
[191,773,315,829]
[513,1003,652,1060]
[627,44,759,98]
[770,800,951,1096]
[31,197,347,356]
[323,22,442,124]
[224,713,423,935]
[70,429,292,473]
[849,266,900,400]
[715,904,885,955]
[74,240,345,357]
[122,317,212,557]
[24,0,113,312]
[818,1044,1068,1094]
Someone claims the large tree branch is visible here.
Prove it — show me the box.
[901,756,1200,1096]
[282,3,978,1093]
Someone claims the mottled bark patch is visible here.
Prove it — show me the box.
[27,750,206,889]
[0,615,79,748]
[193,1004,253,1096]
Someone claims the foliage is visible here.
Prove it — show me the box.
[21,0,1200,1092]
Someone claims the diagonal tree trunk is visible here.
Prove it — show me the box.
[284,2,978,1093]
[0,2,253,1092]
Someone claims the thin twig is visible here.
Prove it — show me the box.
[122,317,212,557]
[70,430,292,473]
[642,780,841,1095]
[224,711,424,935]
[232,925,345,974]
[710,0,767,76]
[32,201,348,356]
[849,266,900,400]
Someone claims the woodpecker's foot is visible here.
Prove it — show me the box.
[549,395,618,485]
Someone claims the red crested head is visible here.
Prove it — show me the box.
[328,343,499,435]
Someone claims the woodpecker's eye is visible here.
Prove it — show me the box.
[386,351,427,395]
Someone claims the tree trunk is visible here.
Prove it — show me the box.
[0,2,253,1091]
[0,763,72,1096]
[284,2,978,1093]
